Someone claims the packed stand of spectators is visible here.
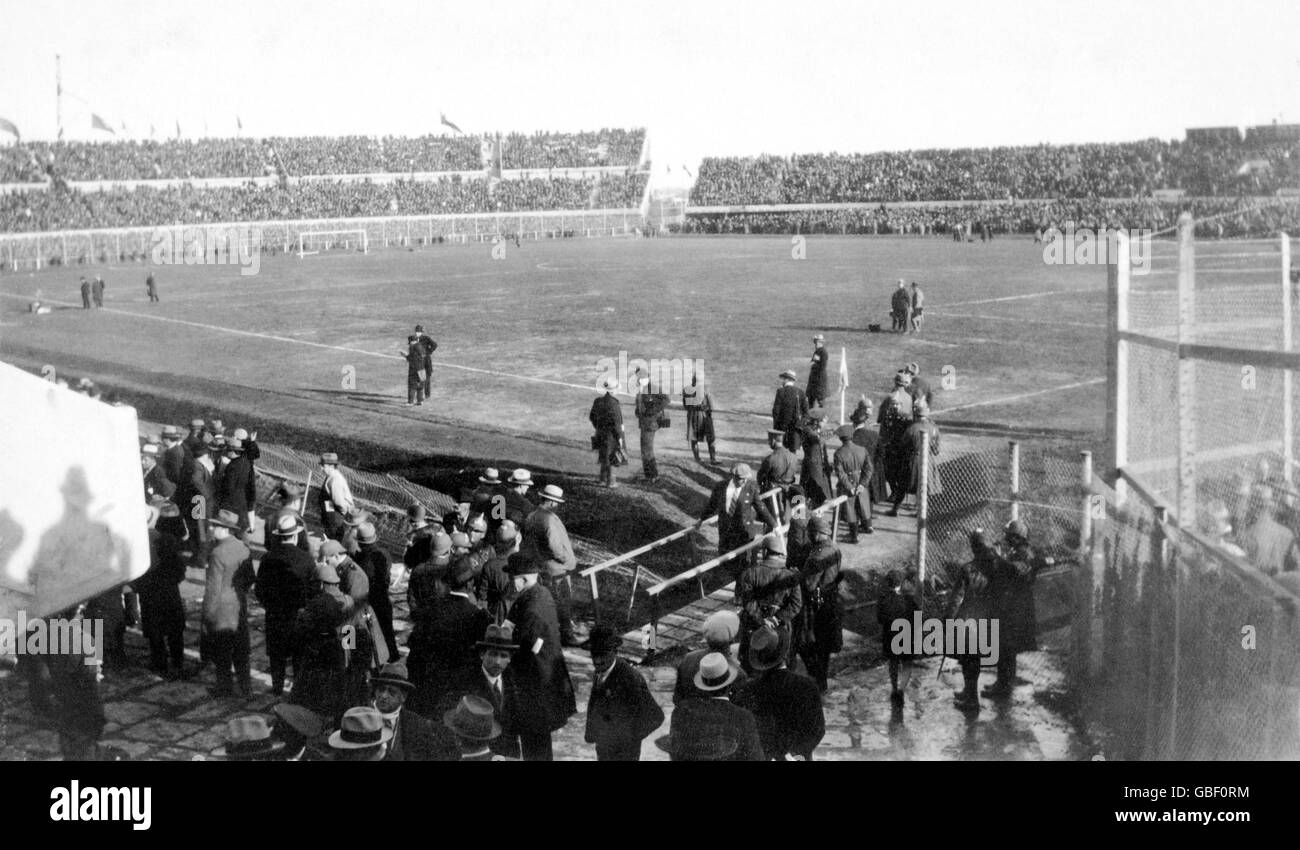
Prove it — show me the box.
[0,172,649,232]
[691,137,1300,206]
[682,197,1300,239]
[0,128,646,183]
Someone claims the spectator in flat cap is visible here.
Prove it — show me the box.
[135,498,188,679]
[699,462,777,582]
[317,452,354,541]
[290,560,353,726]
[407,528,453,618]
[476,519,519,623]
[407,555,491,716]
[590,375,626,488]
[521,485,580,646]
[328,707,393,761]
[584,625,664,761]
[437,622,523,759]
[772,369,809,454]
[737,533,802,675]
[674,611,747,704]
[141,442,176,503]
[505,552,577,760]
[203,509,256,697]
[733,625,825,759]
[665,652,764,761]
[370,660,438,761]
[356,521,399,661]
[255,513,314,695]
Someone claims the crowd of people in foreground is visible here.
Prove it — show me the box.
[0,172,649,232]
[0,128,646,183]
[690,135,1300,205]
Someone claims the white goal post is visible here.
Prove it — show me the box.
[296,229,369,258]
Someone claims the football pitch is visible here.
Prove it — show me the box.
[0,234,1108,474]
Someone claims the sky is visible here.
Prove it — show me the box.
[1,0,1298,163]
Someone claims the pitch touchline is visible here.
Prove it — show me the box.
[0,292,605,394]
[936,378,1105,414]
[931,311,1106,328]
[941,290,1078,308]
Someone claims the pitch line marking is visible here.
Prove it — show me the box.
[935,378,1105,414]
[941,290,1078,308]
[0,292,607,394]
[931,311,1106,329]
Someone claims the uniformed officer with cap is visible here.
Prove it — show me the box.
[757,428,798,515]
[772,370,809,454]
[832,423,873,541]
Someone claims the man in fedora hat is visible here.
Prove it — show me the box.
[589,375,626,488]
[407,555,491,716]
[267,481,311,556]
[215,437,257,533]
[159,424,187,492]
[737,533,802,676]
[504,552,577,760]
[328,706,393,761]
[793,515,843,694]
[402,503,436,572]
[441,622,522,759]
[317,452,354,541]
[502,468,536,529]
[371,660,438,760]
[699,462,776,582]
[734,625,824,760]
[212,715,286,761]
[807,334,830,408]
[443,696,507,760]
[255,513,315,694]
[203,509,256,697]
[136,498,187,678]
[471,468,503,520]
[674,610,748,704]
[521,484,580,646]
[832,423,873,542]
[141,442,176,503]
[584,625,665,761]
[272,703,325,761]
[407,528,453,618]
[772,369,809,454]
[666,652,764,761]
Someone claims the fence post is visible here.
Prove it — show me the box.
[1108,232,1131,506]
[1143,505,1170,759]
[1168,510,1181,759]
[1074,450,1095,687]
[1009,440,1021,523]
[589,571,601,625]
[1282,232,1293,485]
[917,430,930,592]
[1175,212,1197,528]
[1080,450,1094,545]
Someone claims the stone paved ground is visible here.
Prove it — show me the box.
[1,542,1094,760]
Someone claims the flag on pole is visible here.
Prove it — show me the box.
[150,123,156,139]
[91,113,115,135]
[236,115,243,131]
[440,112,463,134]
[838,347,850,425]
[175,120,182,139]
[0,117,19,142]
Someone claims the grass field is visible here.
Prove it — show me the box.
[0,234,1109,476]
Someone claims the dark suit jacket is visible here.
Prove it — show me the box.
[407,592,491,710]
[216,454,256,522]
[733,668,825,760]
[162,443,187,488]
[704,478,776,551]
[667,697,764,761]
[585,659,665,749]
[255,544,313,618]
[589,392,623,433]
[384,708,440,761]
[143,465,176,502]
[832,441,872,493]
[503,490,535,529]
[771,384,809,431]
[440,665,523,760]
[506,583,577,733]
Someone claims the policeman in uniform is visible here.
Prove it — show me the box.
[757,429,797,515]
[832,423,873,541]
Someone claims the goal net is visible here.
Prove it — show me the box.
[296,229,369,258]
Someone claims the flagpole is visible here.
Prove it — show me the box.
[839,346,848,425]
[55,54,62,142]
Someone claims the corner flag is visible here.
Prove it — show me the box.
[440,112,464,135]
[0,117,20,142]
[91,113,115,135]
[838,347,849,424]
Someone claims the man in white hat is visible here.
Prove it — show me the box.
[673,610,747,704]
[589,375,626,488]
[256,513,315,695]
[503,469,536,528]
[521,484,580,646]
[665,652,764,761]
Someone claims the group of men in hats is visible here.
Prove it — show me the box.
[889,279,924,333]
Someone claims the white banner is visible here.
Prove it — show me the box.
[0,360,150,624]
